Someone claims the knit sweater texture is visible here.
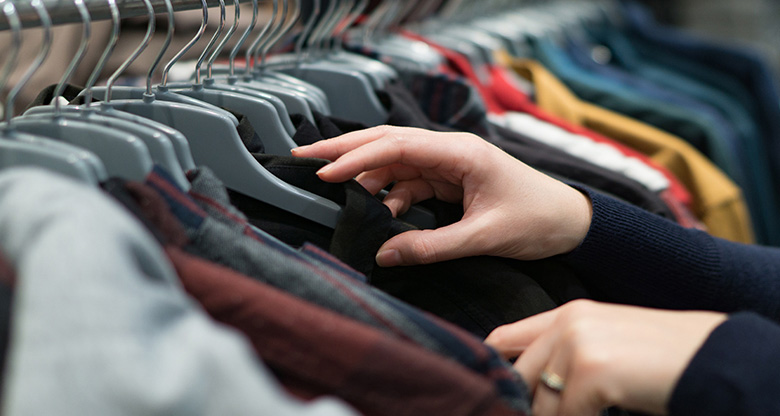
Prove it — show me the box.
[562,188,780,415]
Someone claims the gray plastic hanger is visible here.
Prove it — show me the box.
[214,0,320,124]
[202,0,330,117]
[6,0,153,182]
[303,0,398,89]
[212,0,319,122]
[339,0,415,81]
[343,0,442,73]
[311,0,396,88]
[242,0,331,114]
[18,0,190,189]
[0,0,105,184]
[270,0,389,125]
[25,0,197,175]
[157,0,299,155]
[91,0,342,227]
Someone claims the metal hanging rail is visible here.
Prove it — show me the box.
[0,0,252,30]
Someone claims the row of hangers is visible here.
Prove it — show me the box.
[0,0,611,229]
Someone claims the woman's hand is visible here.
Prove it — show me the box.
[292,126,593,267]
[485,300,727,416]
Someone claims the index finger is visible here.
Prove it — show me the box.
[304,129,474,183]
[291,125,411,161]
[484,307,561,358]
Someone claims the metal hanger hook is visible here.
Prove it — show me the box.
[105,0,155,102]
[194,0,226,82]
[162,0,208,87]
[5,0,52,125]
[52,0,91,115]
[82,0,120,106]
[0,0,22,123]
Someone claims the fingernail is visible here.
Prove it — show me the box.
[376,249,401,267]
[316,164,333,176]
[291,145,310,155]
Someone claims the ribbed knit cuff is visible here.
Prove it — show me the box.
[560,185,723,310]
[669,312,780,416]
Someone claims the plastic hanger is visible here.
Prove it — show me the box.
[213,0,321,122]
[247,0,331,115]
[202,0,332,115]
[0,0,105,185]
[83,0,250,149]
[18,0,191,189]
[315,0,396,88]
[156,0,299,155]
[345,0,443,73]
[269,0,389,125]
[83,0,241,128]
[5,0,153,182]
[25,0,196,175]
[213,0,322,124]
[96,0,343,227]
[204,0,317,125]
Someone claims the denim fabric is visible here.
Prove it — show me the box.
[0,168,357,416]
[143,166,532,412]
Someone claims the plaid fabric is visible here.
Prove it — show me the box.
[400,71,497,139]
[145,165,531,413]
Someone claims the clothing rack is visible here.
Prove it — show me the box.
[0,0,252,30]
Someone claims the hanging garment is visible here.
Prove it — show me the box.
[504,57,755,244]
[386,73,685,223]
[580,23,780,245]
[526,35,780,245]
[104,165,533,411]
[0,168,358,416]
[171,247,528,416]
[621,1,780,193]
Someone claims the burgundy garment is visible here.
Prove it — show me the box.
[166,247,523,416]
[0,251,14,286]
[122,181,191,247]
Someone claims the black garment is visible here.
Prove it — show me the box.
[229,154,562,338]
[26,83,84,110]
[229,115,580,338]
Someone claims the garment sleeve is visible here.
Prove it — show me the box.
[560,186,780,322]
[668,312,780,416]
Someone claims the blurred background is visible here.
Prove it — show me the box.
[641,0,780,79]
[1,0,778,114]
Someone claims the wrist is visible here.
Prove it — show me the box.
[554,185,593,256]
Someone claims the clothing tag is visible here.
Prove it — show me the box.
[55,96,70,107]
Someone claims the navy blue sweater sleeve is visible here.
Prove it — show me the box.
[559,189,780,415]
[561,187,780,321]
[669,312,780,416]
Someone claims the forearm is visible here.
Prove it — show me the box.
[670,312,780,416]
[561,186,780,321]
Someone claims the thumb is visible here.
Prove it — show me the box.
[375,221,487,267]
